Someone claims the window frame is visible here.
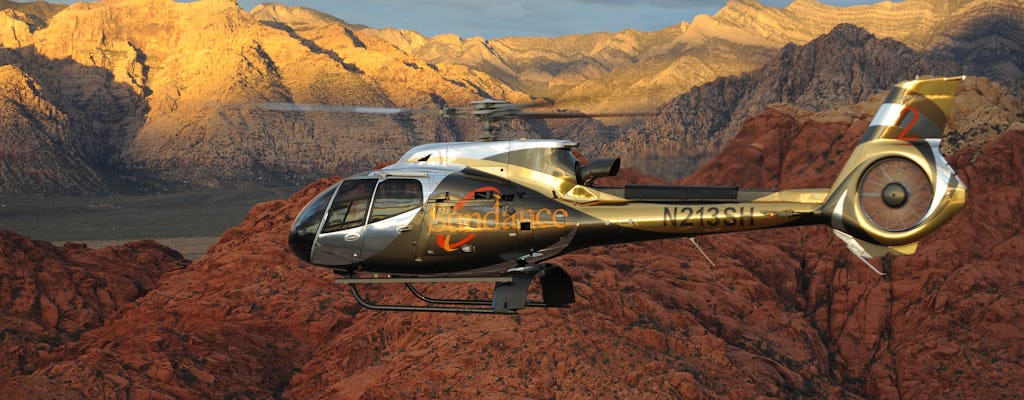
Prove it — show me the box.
[368,178,424,224]
[320,179,377,234]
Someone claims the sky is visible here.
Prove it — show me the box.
[232,0,884,39]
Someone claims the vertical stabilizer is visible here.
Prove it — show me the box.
[821,76,967,258]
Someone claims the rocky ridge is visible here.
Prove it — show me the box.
[0,0,65,25]
[0,231,188,382]
[605,19,1022,180]
[3,77,1022,398]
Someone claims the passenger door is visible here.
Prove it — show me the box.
[311,179,376,265]
[359,178,425,261]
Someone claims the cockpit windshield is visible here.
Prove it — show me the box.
[288,178,425,263]
[322,179,377,233]
[369,179,423,223]
[291,183,337,237]
[288,183,339,262]
[320,178,424,233]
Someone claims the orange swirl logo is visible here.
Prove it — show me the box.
[432,186,568,252]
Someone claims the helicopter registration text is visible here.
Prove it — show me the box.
[663,206,756,228]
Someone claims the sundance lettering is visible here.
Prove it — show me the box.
[430,202,569,233]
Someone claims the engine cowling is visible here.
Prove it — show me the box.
[576,158,620,186]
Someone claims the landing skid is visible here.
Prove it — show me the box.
[335,266,575,314]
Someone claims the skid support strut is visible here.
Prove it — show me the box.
[335,266,575,314]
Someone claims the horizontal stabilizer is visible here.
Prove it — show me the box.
[833,229,918,258]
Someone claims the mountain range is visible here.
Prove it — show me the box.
[0,0,1021,194]
[377,0,1022,112]
[607,18,1023,179]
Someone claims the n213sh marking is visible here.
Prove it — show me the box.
[663,206,756,228]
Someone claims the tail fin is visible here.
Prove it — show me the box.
[822,76,968,258]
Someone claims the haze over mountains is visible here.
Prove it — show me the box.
[0,0,1021,194]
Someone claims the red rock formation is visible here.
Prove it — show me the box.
[0,231,187,380]
[6,180,358,399]
[678,85,1024,397]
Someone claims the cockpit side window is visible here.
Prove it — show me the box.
[322,179,376,233]
[369,179,423,223]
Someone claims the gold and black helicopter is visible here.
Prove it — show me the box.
[285,76,967,314]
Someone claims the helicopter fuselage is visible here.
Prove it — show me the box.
[285,76,969,313]
[288,140,828,277]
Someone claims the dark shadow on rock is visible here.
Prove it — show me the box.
[0,45,163,195]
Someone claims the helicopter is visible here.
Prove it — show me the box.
[286,76,967,314]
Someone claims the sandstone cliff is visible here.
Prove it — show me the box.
[0,64,108,194]
[34,0,520,187]
[0,0,541,193]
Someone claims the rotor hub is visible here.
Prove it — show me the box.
[881,182,909,208]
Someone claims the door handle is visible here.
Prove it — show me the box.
[396,226,412,233]
[344,233,361,242]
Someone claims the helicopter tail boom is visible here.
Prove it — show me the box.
[820,76,967,258]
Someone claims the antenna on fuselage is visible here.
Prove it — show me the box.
[690,237,716,268]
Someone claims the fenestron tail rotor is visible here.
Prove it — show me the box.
[822,76,967,260]
[857,157,934,232]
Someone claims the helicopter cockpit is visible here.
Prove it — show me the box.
[288,177,425,266]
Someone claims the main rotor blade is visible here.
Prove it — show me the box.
[259,102,448,115]
[514,111,655,119]
[255,101,652,121]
